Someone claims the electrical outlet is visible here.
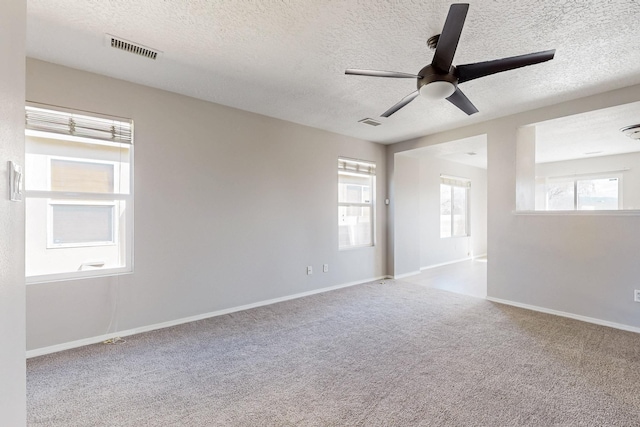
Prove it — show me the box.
[323,264,329,273]
[634,290,640,302]
[307,266,313,275]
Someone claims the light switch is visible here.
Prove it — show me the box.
[9,161,23,202]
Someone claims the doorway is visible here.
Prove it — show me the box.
[393,134,488,298]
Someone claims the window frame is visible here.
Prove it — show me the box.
[440,176,470,239]
[47,200,118,249]
[48,155,119,193]
[24,102,134,284]
[45,155,122,249]
[338,157,376,250]
[544,173,622,211]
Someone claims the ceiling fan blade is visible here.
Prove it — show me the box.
[455,49,556,83]
[446,87,478,115]
[345,69,421,79]
[431,3,469,73]
[381,91,420,117]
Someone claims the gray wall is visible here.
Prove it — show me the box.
[392,154,421,277]
[0,0,26,423]
[26,59,387,351]
[388,86,640,329]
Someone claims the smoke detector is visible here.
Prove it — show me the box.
[105,34,162,60]
[620,124,640,140]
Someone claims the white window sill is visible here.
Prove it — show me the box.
[513,210,640,216]
[339,244,375,251]
[26,267,132,285]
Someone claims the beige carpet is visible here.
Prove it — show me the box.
[27,280,640,426]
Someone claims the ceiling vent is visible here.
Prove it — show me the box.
[621,124,640,140]
[358,118,381,127]
[105,34,162,60]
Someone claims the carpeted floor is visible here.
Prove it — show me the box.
[27,280,640,426]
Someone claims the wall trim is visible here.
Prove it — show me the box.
[26,276,388,359]
[393,270,421,280]
[420,253,487,271]
[487,297,640,334]
[513,210,640,216]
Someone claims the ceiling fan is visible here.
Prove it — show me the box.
[345,3,555,117]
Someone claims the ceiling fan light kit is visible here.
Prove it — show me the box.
[419,80,456,100]
[620,124,640,140]
[345,3,555,118]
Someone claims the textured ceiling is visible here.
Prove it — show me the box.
[401,101,640,168]
[402,135,488,169]
[534,100,640,164]
[26,0,640,144]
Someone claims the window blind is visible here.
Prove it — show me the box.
[25,104,133,144]
[338,158,376,176]
[440,175,471,188]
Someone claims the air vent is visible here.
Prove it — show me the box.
[621,124,640,140]
[105,34,162,60]
[358,118,381,127]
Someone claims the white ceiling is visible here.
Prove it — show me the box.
[401,100,640,168]
[533,101,640,164]
[401,135,488,169]
[26,0,640,145]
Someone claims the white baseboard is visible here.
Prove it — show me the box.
[26,276,388,359]
[419,253,488,271]
[487,297,640,334]
[393,271,421,280]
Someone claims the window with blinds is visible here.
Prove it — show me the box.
[440,175,470,238]
[24,103,134,282]
[338,157,376,249]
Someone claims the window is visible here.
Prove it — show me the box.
[338,158,375,249]
[25,103,133,282]
[440,176,470,238]
[545,175,620,211]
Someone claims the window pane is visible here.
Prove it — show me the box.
[25,135,130,194]
[339,205,371,248]
[452,186,467,237]
[339,173,371,203]
[547,181,574,210]
[577,178,618,210]
[440,184,452,238]
[51,204,114,245]
[346,185,363,203]
[51,159,114,193]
